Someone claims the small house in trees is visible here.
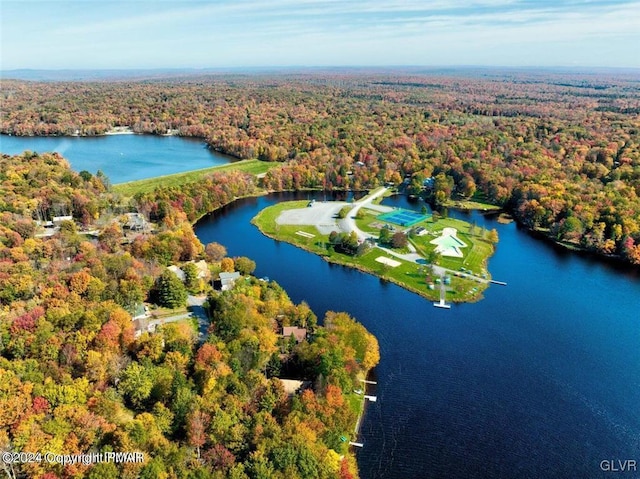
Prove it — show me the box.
[133,316,154,338]
[217,271,241,291]
[124,212,147,231]
[278,379,311,396]
[193,260,210,280]
[281,326,307,343]
[132,303,150,321]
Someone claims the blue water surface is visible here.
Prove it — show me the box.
[195,193,640,479]
[0,134,234,183]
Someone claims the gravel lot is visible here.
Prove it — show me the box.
[275,201,348,234]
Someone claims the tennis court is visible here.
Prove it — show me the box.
[377,209,428,227]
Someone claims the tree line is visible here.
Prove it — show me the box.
[3,72,639,264]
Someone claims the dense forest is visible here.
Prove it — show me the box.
[2,71,639,265]
[0,152,379,478]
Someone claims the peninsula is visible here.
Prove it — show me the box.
[252,188,499,303]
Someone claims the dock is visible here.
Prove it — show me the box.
[490,280,507,286]
[433,300,451,309]
[351,377,378,448]
[433,276,451,309]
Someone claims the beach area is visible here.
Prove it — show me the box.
[104,126,135,135]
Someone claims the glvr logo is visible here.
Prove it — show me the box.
[600,460,637,472]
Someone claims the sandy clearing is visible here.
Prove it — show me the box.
[375,256,401,268]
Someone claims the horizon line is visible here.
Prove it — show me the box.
[3,65,640,82]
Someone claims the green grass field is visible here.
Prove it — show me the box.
[354,208,386,234]
[113,159,277,197]
[444,191,501,211]
[252,201,495,302]
[410,217,494,276]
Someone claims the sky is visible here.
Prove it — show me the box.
[1,0,639,70]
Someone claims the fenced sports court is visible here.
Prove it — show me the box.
[377,209,428,227]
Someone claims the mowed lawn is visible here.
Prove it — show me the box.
[357,209,494,276]
[113,159,277,197]
[253,201,495,302]
[445,190,502,211]
[410,217,494,276]
[354,208,385,235]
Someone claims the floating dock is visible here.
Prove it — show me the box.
[349,442,364,448]
[490,280,507,286]
[433,300,451,309]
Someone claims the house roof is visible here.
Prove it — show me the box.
[279,379,306,395]
[193,260,210,279]
[219,272,241,288]
[131,303,148,320]
[168,265,185,281]
[282,326,307,343]
[219,271,241,281]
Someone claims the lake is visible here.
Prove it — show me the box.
[0,134,234,183]
[195,193,640,479]
[4,132,640,478]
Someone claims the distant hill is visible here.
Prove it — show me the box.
[0,68,212,81]
[5,66,639,82]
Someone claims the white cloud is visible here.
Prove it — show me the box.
[3,0,640,68]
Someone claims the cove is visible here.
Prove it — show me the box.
[195,192,640,479]
[0,134,235,183]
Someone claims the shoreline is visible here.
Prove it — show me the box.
[103,128,135,135]
[250,215,485,304]
[3,133,633,269]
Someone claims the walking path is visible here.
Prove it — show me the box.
[337,187,425,263]
[337,189,494,284]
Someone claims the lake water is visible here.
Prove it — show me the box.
[195,193,640,479]
[0,134,234,183]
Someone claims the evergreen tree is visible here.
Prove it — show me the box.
[182,262,200,293]
[156,269,187,308]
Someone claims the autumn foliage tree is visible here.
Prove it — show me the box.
[0,152,378,478]
[205,241,227,262]
[391,231,408,249]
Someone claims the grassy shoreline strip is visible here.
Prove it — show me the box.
[113,159,277,197]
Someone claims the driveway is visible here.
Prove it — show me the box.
[187,294,209,342]
[338,187,389,242]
